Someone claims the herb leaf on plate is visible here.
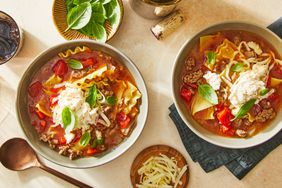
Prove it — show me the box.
[106,95,117,105]
[67,59,83,70]
[260,88,269,96]
[65,2,92,31]
[232,62,245,72]
[80,21,107,42]
[99,0,112,5]
[104,0,119,27]
[91,1,107,23]
[73,0,91,5]
[86,84,98,108]
[80,131,91,147]
[198,84,218,104]
[234,98,256,120]
[66,0,76,12]
[206,51,216,65]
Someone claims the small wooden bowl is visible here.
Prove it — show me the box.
[130,145,189,188]
[52,0,124,42]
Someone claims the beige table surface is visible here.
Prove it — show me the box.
[0,0,282,187]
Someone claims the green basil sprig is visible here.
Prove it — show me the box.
[106,95,117,105]
[234,99,256,120]
[62,106,76,131]
[198,84,218,105]
[206,51,216,65]
[67,59,83,70]
[260,88,269,96]
[65,0,121,42]
[62,107,72,129]
[86,84,98,108]
[65,2,92,31]
[80,131,91,147]
[232,62,245,72]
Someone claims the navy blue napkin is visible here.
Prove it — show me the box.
[169,17,282,179]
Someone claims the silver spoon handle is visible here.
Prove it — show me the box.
[39,164,93,188]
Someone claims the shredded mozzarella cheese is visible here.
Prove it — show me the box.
[136,153,188,188]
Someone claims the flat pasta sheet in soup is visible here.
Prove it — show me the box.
[180,30,282,138]
[28,46,142,160]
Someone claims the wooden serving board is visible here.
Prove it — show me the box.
[130,145,189,188]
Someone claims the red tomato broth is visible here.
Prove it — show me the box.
[180,30,282,138]
[27,47,141,159]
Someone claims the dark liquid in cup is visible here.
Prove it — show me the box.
[0,19,19,64]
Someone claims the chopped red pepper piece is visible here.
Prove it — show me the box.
[117,113,131,129]
[35,109,46,119]
[52,60,68,76]
[180,87,193,103]
[216,106,234,134]
[28,81,42,97]
[39,120,46,128]
[50,96,58,107]
[270,64,282,79]
[86,148,97,155]
[60,137,66,145]
[82,58,94,68]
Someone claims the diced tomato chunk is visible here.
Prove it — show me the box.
[82,58,94,68]
[35,109,46,119]
[86,148,97,155]
[268,92,279,102]
[40,120,46,128]
[184,83,197,89]
[216,106,234,134]
[117,113,131,129]
[50,96,58,107]
[60,137,66,145]
[270,65,282,79]
[180,87,193,103]
[28,81,42,97]
[52,60,68,76]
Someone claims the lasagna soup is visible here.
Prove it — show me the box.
[180,31,282,138]
[28,46,141,159]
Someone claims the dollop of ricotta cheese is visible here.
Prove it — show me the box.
[203,71,221,90]
[52,83,99,143]
[228,63,268,111]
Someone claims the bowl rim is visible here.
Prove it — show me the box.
[172,20,282,149]
[52,0,124,42]
[16,39,149,168]
[0,10,22,65]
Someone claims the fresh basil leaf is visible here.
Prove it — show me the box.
[106,95,117,105]
[92,12,106,24]
[73,0,91,5]
[108,13,117,26]
[80,132,91,147]
[67,59,83,70]
[99,0,111,5]
[198,84,218,105]
[80,21,107,42]
[206,51,216,65]
[104,0,117,19]
[66,2,92,31]
[62,107,72,129]
[234,99,256,120]
[86,85,98,108]
[92,139,98,148]
[97,138,104,145]
[232,62,245,72]
[66,0,75,12]
[92,1,106,15]
[260,88,269,96]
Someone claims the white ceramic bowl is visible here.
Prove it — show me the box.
[172,22,282,149]
[16,40,148,168]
